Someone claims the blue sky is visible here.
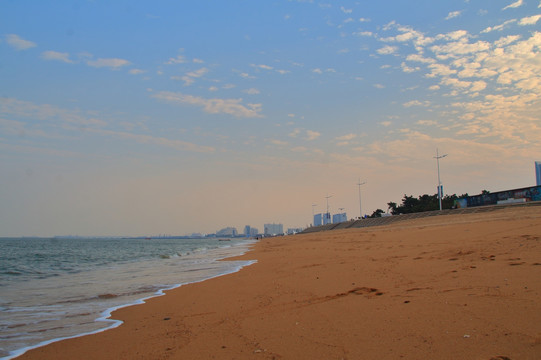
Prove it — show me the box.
[1,0,540,236]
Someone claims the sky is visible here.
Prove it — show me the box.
[1,0,540,237]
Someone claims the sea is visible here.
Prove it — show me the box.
[0,236,257,359]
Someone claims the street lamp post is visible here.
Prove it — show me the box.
[357,179,366,219]
[434,148,448,211]
[325,194,333,224]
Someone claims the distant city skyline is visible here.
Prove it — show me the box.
[1,1,540,236]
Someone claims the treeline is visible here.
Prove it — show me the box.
[368,193,469,218]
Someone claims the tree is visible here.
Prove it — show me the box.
[369,209,385,218]
[390,193,459,215]
[387,202,398,215]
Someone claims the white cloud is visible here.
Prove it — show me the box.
[401,62,420,73]
[481,19,517,33]
[0,118,64,139]
[90,128,214,153]
[251,64,274,70]
[87,58,131,69]
[186,67,208,78]
[403,100,431,107]
[470,80,487,92]
[306,130,321,141]
[173,67,209,86]
[152,91,263,118]
[359,17,370,22]
[440,77,471,89]
[426,64,457,78]
[377,45,398,55]
[41,51,73,63]
[431,39,490,58]
[502,0,523,10]
[335,133,357,141]
[129,69,145,75]
[288,128,301,138]
[406,54,436,64]
[382,21,396,31]
[269,139,288,146]
[0,97,107,127]
[373,84,385,89]
[494,35,521,47]
[165,54,187,64]
[353,31,373,37]
[439,30,469,41]
[518,14,541,25]
[5,34,36,50]
[340,6,352,14]
[312,68,323,74]
[243,88,260,95]
[239,72,256,79]
[416,120,438,126]
[445,11,462,20]
[171,76,194,85]
[379,24,434,49]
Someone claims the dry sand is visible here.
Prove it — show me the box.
[19,206,541,359]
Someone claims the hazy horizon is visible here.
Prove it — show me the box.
[2,1,540,237]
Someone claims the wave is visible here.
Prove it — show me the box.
[3,258,257,360]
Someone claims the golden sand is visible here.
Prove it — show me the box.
[19,206,541,359]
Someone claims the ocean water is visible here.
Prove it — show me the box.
[0,236,256,359]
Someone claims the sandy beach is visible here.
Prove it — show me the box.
[18,206,541,359]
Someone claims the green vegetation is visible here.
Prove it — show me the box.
[368,193,469,218]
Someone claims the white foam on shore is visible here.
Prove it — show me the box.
[2,242,257,360]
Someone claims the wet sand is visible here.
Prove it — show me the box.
[18,206,541,359]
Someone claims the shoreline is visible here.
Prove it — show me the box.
[16,206,541,359]
[3,240,257,360]
[4,260,257,360]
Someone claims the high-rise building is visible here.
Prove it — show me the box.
[244,226,259,237]
[216,227,237,237]
[287,227,303,235]
[264,223,283,236]
[313,213,322,227]
[332,212,347,224]
[536,161,541,186]
[323,212,331,225]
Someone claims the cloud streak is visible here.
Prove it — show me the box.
[503,0,523,10]
[89,128,215,153]
[445,11,461,20]
[41,51,73,63]
[87,58,131,69]
[5,34,36,50]
[152,91,263,118]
